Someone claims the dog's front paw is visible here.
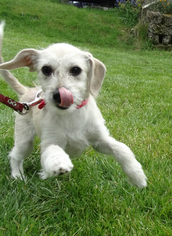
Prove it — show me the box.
[40,145,74,179]
[124,162,147,188]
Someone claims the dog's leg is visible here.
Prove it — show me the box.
[93,136,147,188]
[40,144,74,179]
[9,115,36,179]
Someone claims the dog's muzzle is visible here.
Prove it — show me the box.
[53,87,74,110]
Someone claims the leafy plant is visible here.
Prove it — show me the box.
[117,0,143,27]
[148,0,172,14]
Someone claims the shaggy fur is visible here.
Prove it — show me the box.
[0,22,147,188]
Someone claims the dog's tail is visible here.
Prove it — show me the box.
[0,21,28,96]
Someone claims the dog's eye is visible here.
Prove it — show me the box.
[70,67,82,76]
[42,66,53,76]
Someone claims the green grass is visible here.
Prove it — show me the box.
[0,0,172,235]
[0,0,138,51]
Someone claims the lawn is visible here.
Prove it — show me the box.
[0,0,172,235]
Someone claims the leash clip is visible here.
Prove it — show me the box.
[27,90,43,107]
[17,103,30,115]
[19,90,43,115]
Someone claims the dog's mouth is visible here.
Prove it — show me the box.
[53,87,74,110]
[56,104,69,110]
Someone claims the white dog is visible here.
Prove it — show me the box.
[0,22,147,188]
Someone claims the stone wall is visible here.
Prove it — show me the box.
[143,10,172,47]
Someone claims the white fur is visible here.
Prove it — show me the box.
[0,21,147,188]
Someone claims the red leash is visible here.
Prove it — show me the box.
[0,94,29,114]
[0,90,43,115]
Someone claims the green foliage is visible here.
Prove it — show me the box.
[136,0,145,8]
[148,0,172,14]
[118,0,141,27]
[133,22,154,50]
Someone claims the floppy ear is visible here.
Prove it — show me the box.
[0,49,38,72]
[87,54,106,97]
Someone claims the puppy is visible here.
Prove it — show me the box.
[0,22,147,188]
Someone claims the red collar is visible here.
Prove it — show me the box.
[38,100,46,109]
[38,99,89,110]
[76,98,89,109]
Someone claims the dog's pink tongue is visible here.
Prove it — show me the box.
[58,87,74,107]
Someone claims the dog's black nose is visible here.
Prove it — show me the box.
[53,90,61,103]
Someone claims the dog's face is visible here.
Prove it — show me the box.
[0,43,106,114]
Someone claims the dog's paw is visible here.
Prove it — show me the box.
[124,162,147,188]
[127,170,147,188]
[10,157,26,181]
[40,146,74,179]
[11,172,26,181]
